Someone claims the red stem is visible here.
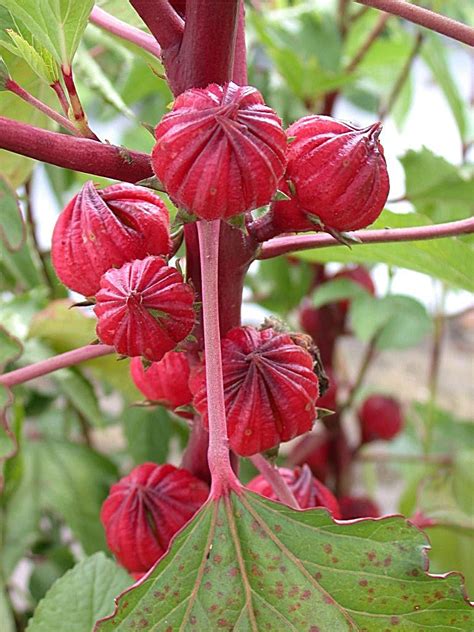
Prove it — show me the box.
[356,0,474,47]
[6,79,80,135]
[0,345,114,388]
[250,454,300,509]
[258,216,474,259]
[90,6,162,57]
[129,0,184,49]
[197,220,240,496]
[0,117,153,182]
[61,67,99,140]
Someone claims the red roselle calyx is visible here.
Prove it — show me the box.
[130,351,192,418]
[94,256,195,361]
[152,82,287,220]
[189,325,320,456]
[257,115,389,238]
[358,395,404,443]
[101,463,209,575]
[247,465,340,517]
[51,182,171,296]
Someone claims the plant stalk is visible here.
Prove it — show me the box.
[250,454,300,509]
[197,220,240,496]
[0,345,114,388]
[90,6,162,57]
[257,216,474,259]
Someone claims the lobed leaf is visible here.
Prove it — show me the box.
[95,491,473,631]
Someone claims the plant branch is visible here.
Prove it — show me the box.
[24,178,55,294]
[0,117,153,182]
[90,6,161,57]
[61,67,98,140]
[177,0,241,92]
[340,336,378,413]
[197,220,240,497]
[0,345,114,388]
[250,454,300,509]
[355,0,474,47]
[129,0,184,50]
[379,32,424,119]
[345,12,390,73]
[258,216,474,259]
[5,79,80,136]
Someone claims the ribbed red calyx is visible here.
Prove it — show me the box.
[130,351,192,417]
[51,181,172,296]
[358,395,404,443]
[152,82,287,220]
[189,325,319,456]
[247,465,340,517]
[94,256,195,361]
[339,495,380,519]
[283,115,389,232]
[100,463,209,575]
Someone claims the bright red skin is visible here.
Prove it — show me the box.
[101,463,209,575]
[130,351,192,416]
[94,256,195,362]
[247,465,340,518]
[358,395,403,443]
[284,115,389,232]
[190,326,319,456]
[152,82,287,220]
[339,496,380,519]
[51,181,171,296]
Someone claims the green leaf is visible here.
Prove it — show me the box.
[0,176,25,251]
[124,406,188,465]
[29,300,140,401]
[34,440,118,554]
[27,553,131,632]
[0,325,22,370]
[453,451,474,516]
[350,294,432,350]
[295,210,474,292]
[422,36,471,143]
[0,53,8,88]
[3,29,59,82]
[0,0,94,66]
[311,278,368,308]
[74,47,136,121]
[95,491,473,631]
[401,148,474,223]
[53,367,104,427]
[0,585,15,632]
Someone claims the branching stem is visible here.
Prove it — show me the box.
[0,345,114,388]
[90,6,162,57]
[355,0,474,46]
[257,216,474,259]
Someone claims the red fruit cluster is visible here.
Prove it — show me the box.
[130,351,192,417]
[358,395,404,443]
[94,256,195,361]
[152,82,287,220]
[247,465,340,517]
[101,463,209,575]
[52,181,171,297]
[190,326,319,456]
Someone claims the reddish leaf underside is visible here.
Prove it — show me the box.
[95,491,473,631]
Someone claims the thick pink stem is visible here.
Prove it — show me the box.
[258,216,474,259]
[0,345,114,388]
[250,454,300,509]
[129,0,184,49]
[356,0,474,46]
[0,117,153,182]
[197,220,240,496]
[90,6,162,57]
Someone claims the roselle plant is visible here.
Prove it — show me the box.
[0,1,473,630]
